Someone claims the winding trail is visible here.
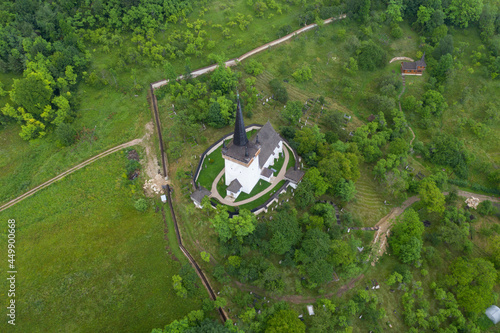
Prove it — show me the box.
[0,138,143,213]
[370,191,500,266]
[151,15,347,89]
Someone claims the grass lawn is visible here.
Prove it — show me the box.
[0,84,149,206]
[0,152,204,332]
[286,145,296,169]
[197,146,224,190]
[239,179,286,211]
[235,179,273,202]
[216,174,227,197]
[347,164,392,227]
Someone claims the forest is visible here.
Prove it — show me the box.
[0,0,499,332]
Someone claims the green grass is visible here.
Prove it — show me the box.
[286,145,296,169]
[197,146,224,190]
[216,174,227,197]
[347,164,392,227]
[271,151,285,176]
[0,152,204,332]
[239,179,286,210]
[0,84,148,205]
[235,179,273,202]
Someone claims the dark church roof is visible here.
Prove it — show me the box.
[257,121,282,169]
[401,53,426,70]
[222,140,260,164]
[233,95,248,147]
[285,168,305,183]
[190,186,211,204]
[227,179,242,193]
[261,167,273,178]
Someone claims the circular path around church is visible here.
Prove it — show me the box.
[209,146,290,206]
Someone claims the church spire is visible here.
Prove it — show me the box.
[233,92,248,147]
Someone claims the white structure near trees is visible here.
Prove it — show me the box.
[222,96,283,199]
[486,305,500,325]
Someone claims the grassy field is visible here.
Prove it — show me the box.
[197,146,225,190]
[346,164,392,227]
[0,152,204,332]
[0,83,149,206]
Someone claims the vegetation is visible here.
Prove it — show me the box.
[2,0,500,331]
[0,152,205,331]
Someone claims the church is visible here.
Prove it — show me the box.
[222,96,283,199]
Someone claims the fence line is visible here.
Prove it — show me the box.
[149,84,227,323]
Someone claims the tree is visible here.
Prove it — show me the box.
[304,167,329,196]
[292,64,312,82]
[164,61,177,82]
[445,257,497,314]
[335,179,356,202]
[210,209,256,243]
[244,59,264,76]
[386,271,403,286]
[422,90,447,118]
[386,0,404,23]
[172,275,188,298]
[55,122,76,146]
[295,179,316,209]
[418,178,445,214]
[201,252,210,262]
[282,101,302,124]
[210,62,237,94]
[477,200,496,216]
[269,209,301,255]
[329,240,355,271]
[390,209,425,263]
[446,0,484,28]
[432,53,453,82]
[266,310,306,333]
[357,41,387,71]
[10,71,53,117]
[269,78,288,104]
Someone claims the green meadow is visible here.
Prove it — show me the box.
[0,152,204,332]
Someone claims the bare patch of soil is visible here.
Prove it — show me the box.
[141,122,168,197]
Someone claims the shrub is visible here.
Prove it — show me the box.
[292,64,313,82]
[391,25,403,39]
[55,123,77,146]
[134,198,148,212]
[244,59,264,76]
[477,200,497,216]
[269,78,288,104]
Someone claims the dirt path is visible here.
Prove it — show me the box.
[151,15,347,89]
[0,122,166,213]
[370,191,500,266]
[389,56,414,63]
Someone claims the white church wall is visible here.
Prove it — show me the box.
[263,141,283,169]
[224,156,261,193]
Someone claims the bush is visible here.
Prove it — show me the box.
[292,64,313,82]
[55,123,77,146]
[357,40,387,71]
[391,25,403,39]
[244,59,264,76]
[477,200,497,216]
[134,198,148,212]
[269,78,288,104]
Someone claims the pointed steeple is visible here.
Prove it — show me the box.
[233,92,248,147]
